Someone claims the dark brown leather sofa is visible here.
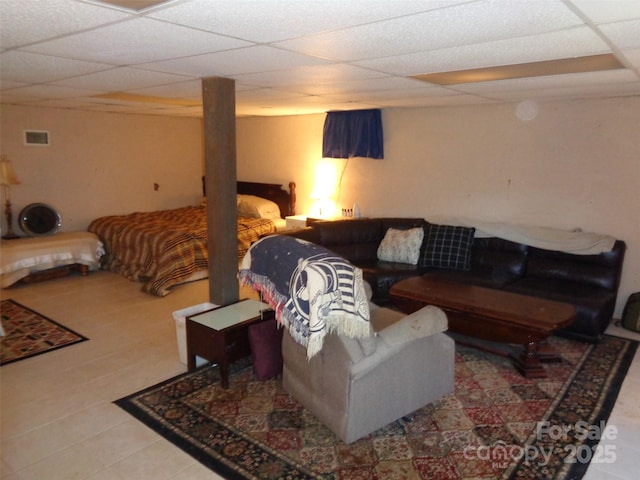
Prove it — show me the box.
[283,218,626,343]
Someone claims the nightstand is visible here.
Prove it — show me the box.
[306,215,353,225]
[285,214,308,230]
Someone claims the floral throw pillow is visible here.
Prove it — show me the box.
[377,227,424,265]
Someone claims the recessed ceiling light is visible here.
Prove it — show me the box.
[411,54,624,85]
[93,0,173,11]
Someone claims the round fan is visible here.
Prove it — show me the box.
[19,203,62,237]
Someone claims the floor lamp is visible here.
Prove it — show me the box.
[0,155,21,239]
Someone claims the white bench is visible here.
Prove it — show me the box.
[1,232,104,287]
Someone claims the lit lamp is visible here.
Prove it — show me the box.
[0,155,21,239]
[310,162,338,218]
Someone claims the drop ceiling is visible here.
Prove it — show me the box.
[1,0,639,117]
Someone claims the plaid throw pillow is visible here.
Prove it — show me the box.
[421,224,475,270]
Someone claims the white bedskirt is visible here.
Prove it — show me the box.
[1,232,105,288]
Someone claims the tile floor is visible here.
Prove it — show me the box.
[1,271,639,479]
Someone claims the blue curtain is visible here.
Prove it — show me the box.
[322,109,383,159]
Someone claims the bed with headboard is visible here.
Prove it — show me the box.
[88,180,296,296]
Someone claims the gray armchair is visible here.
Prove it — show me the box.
[282,301,455,443]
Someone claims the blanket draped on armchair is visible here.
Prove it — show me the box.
[239,235,371,358]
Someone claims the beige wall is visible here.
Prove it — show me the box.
[0,105,203,232]
[235,97,639,317]
[1,98,637,317]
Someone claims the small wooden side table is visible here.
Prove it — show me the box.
[186,298,271,388]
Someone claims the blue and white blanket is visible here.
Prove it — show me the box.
[238,235,371,358]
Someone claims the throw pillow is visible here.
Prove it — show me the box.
[421,223,475,270]
[377,227,424,265]
[237,194,282,219]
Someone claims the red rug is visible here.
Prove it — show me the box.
[116,334,636,479]
[1,299,88,365]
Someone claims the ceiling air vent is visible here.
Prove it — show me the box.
[24,130,50,146]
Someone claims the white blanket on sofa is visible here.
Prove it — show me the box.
[427,216,617,255]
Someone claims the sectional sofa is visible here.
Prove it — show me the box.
[283,218,625,343]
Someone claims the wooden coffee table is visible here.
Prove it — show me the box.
[390,276,576,378]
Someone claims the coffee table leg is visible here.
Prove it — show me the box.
[537,340,563,363]
[219,359,230,388]
[513,340,547,378]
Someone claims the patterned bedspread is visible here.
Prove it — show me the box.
[88,205,276,296]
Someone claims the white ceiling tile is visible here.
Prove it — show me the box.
[1,0,638,116]
[0,93,42,104]
[568,0,640,24]
[620,47,640,67]
[490,82,640,101]
[0,0,131,49]
[599,19,640,49]
[0,80,29,90]
[289,76,436,97]
[451,69,639,96]
[148,0,466,43]
[2,83,106,98]
[274,0,585,62]
[323,85,459,104]
[22,17,252,65]
[24,98,107,108]
[50,67,192,91]
[374,94,496,107]
[356,27,610,76]
[236,88,306,103]
[127,80,203,99]
[235,64,385,89]
[0,51,114,83]
[139,105,203,117]
[80,96,168,108]
[139,46,331,77]
[81,103,156,113]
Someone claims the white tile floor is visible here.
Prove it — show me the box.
[1,271,639,479]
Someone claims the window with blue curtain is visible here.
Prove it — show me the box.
[322,109,383,159]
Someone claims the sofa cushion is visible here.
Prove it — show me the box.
[505,277,616,342]
[420,223,475,271]
[359,261,424,304]
[470,237,528,284]
[377,227,424,265]
[525,241,625,291]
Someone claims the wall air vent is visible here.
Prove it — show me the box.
[24,130,50,146]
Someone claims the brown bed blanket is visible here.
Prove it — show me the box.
[88,205,275,296]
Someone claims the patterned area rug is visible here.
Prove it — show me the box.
[0,299,88,366]
[116,335,637,480]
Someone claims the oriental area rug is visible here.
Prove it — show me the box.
[0,299,88,366]
[116,334,637,480]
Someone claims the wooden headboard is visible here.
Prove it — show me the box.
[202,177,296,218]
